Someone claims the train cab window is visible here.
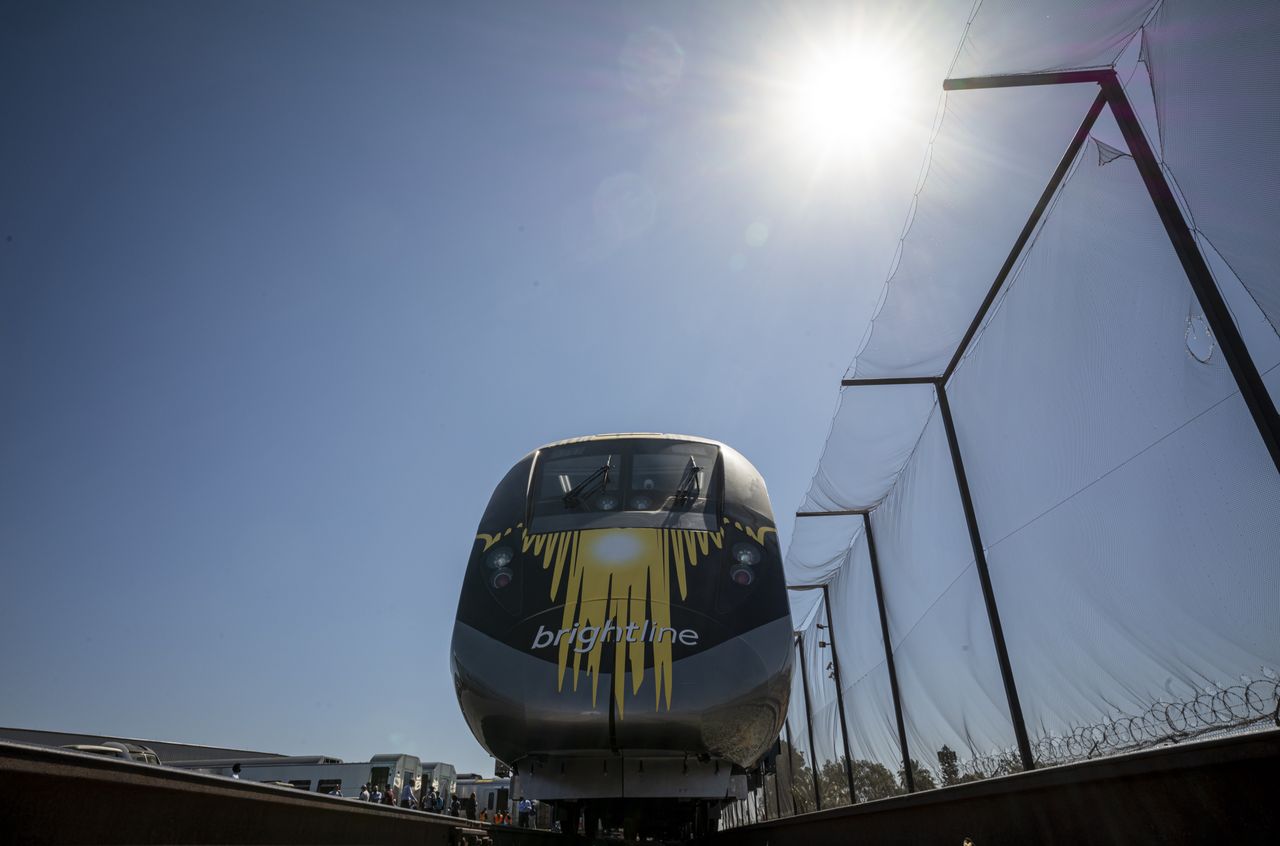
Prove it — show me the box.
[630,453,710,512]
[535,451,623,517]
[530,440,720,533]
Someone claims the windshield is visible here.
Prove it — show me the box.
[531,439,720,531]
[537,451,623,515]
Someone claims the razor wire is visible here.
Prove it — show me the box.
[944,674,1280,781]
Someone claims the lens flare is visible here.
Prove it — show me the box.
[786,44,905,156]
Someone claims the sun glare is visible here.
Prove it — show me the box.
[774,41,912,164]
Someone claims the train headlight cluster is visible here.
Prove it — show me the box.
[730,543,760,587]
[486,547,515,590]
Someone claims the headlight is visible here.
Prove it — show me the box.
[491,568,513,589]
[732,543,762,566]
[730,566,754,586]
[598,495,619,511]
[486,547,514,569]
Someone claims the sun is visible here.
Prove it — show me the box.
[772,40,913,164]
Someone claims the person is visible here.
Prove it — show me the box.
[372,785,383,804]
[465,791,477,821]
[449,793,460,817]
[518,796,532,828]
[479,809,488,823]
[382,784,396,806]
[400,778,416,809]
[231,763,241,779]
[359,784,370,802]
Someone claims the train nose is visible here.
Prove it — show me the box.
[454,606,790,765]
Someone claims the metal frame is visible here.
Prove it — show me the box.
[861,511,915,792]
[806,382,1036,772]
[795,632,822,812]
[779,62,1280,809]
[784,722,798,815]
[774,760,782,819]
[939,67,1280,472]
[820,584,857,802]
[936,382,1034,769]
[791,512,917,791]
[941,89,1107,382]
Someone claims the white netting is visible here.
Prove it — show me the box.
[849,83,1105,379]
[772,1,1280,814]
[949,137,1280,763]
[871,413,1017,780]
[797,385,937,514]
[1144,0,1280,333]
[827,532,908,797]
[951,0,1154,78]
[783,641,819,812]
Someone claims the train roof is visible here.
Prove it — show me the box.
[537,433,725,451]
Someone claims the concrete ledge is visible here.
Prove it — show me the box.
[0,741,561,845]
[711,729,1280,845]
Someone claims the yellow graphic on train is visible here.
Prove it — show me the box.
[478,525,737,714]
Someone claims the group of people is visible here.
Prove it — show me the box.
[472,796,535,827]
[346,782,533,827]
[355,781,440,811]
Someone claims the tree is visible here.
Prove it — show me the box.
[851,758,901,801]
[775,740,816,814]
[899,758,937,792]
[817,759,852,808]
[938,745,960,786]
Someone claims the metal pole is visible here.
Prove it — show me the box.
[774,763,782,818]
[863,512,915,792]
[785,722,798,816]
[820,583,858,803]
[796,632,823,811]
[1099,72,1280,475]
[944,69,1110,91]
[936,383,1035,771]
[840,376,940,387]
[941,89,1108,382]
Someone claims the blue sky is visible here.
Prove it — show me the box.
[1,0,969,775]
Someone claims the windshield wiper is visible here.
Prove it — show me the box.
[673,458,702,505]
[563,458,612,508]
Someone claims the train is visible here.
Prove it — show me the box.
[451,434,793,838]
